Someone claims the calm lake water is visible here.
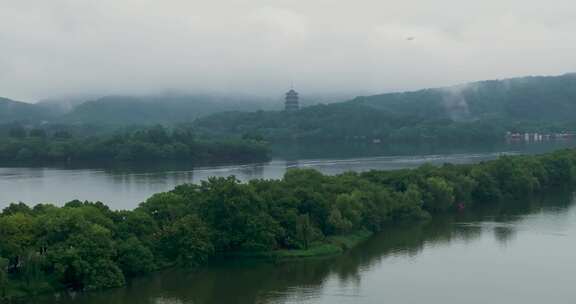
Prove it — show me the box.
[4,141,576,304]
[31,190,576,304]
[1,141,575,210]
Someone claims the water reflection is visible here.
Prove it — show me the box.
[2,140,576,208]
[3,147,573,210]
[32,190,576,304]
[272,140,576,160]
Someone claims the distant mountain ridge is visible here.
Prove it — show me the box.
[2,73,576,126]
[352,73,576,122]
[0,93,276,125]
[59,94,277,125]
[0,97,55,123]
[193,73,576,142]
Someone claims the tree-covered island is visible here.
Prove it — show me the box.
[2,148,576,301]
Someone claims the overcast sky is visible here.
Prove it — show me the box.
[1,0,576,101]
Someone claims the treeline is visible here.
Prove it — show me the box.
[194,105,576,144]
[2,149,576,299]
[0,125,269,163]
[194,74,576,143]
[194,104,510,143]
[5,73,576,141]
[355,74,576,123]
[0,93,272,125]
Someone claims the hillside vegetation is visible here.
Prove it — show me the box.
[0,94,272,125]
[356,73,576,122]
[195,73,576,142]
[60,94,272,125]
[3,74,576,135]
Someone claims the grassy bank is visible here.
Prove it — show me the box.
[224,231,373,259]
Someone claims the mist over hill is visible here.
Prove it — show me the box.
[0,93,274,125]
[0,91,353,125]
[35,96,98,117]
[2,73,576,137]
[58,94,275,125]
[0,97,56,123]
[354,73,576,123]
[194,73,576,142]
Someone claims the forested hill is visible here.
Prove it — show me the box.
[354,73,576,122]
[0,94,274,125]
[3,73,576,129]
[0,97,55,123]
[194,73,576,142]
[60,94,273,125]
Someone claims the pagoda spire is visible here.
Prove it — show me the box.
[284,87,299,112]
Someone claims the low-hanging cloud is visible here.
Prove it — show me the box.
[1,0,576,101]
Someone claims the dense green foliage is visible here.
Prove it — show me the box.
[195,74,576,142]
[356,74,576,122]
[0,125,269,163]
[4,74,576,139]
[194,104,507,142]
[2,148,576,300]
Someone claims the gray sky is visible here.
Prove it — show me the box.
[1,0,576,102]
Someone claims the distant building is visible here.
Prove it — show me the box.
[284,89,299,112]
[506,131,575,142]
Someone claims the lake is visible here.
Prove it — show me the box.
[30,190,576,304]
[1,141,575,210]
[4,141,576,304]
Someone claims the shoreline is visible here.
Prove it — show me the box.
[5,231,375,303]
[222,231,374,259]
[3,148,576,302]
